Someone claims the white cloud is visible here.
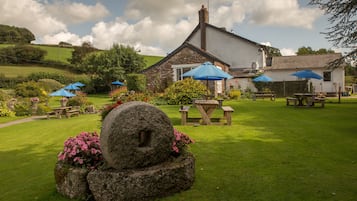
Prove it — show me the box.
[1,0,324,56]
[0,0,66,36]
[42,32,93,46]
[236,0,323,29]
[280,48,297,56]
[45,2,109,24]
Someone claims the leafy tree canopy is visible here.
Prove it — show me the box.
[80,44,145,91]
[309,0,357,67]
[296,46,335,55]
[0,24,35,44]
[69,42,98,65]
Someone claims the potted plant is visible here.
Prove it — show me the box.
[55,131,103,200]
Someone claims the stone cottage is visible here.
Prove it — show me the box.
[142,5,271,95]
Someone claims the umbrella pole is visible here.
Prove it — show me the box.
[206,80,209,100]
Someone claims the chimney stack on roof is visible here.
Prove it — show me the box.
[199,5,209,50]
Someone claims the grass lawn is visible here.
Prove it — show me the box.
[0,98,356,201]
[35,45,73,64]
[0,65,85,79]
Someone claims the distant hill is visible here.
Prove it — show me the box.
[0,43,163,67]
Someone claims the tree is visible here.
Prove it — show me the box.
[296,46,335,55]
[69,42,97,66]
[80,44,145,91]
[0,24,35,43]
[0,45,46,64]
[109,44,145,74]
[309,0,357,67]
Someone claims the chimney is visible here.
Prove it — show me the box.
[199,5,209,50]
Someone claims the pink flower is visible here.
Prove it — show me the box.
[57,131,103,169]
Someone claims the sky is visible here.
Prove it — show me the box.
[0,0,339,56]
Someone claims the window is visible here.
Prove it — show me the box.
[172,63,201,81]
[323,71,331,81]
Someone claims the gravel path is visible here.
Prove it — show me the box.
[0,116,46,128]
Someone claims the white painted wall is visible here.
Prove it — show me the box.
[264,68,345,93]
[188,27,265,69]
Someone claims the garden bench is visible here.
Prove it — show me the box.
[308,97,325,108]
[46,111,58,119]
[221,106,234,125]
[65,109,80,118]
[252,92,275,101]
[286,97,297,106]
[179,106,191,125]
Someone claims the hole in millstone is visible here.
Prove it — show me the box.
[138,130,152,147]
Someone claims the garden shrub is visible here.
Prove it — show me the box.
[67,94,92,112]
[126,74,146,92]
[0,102,15,117]
[27,72,74,84]
[119,92,151,103]
[172,128,194,155]
[15,81,47,99]
[38,79,63,93]
[0,89,10,101]
[0,45,46,64]
[109,86,128,101]
[164,78,207,105]
[14,102,30,116]
[35,104,52,115]
[229,89,241,100]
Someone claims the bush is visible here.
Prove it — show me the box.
[35,104,51,115]
[126,74,146,92]
[15,81,47,98]
[119,92,151,103]
[38,79,63,93]
[229,89,241,100]
[172,128,194,156]
[0,89,10,101]
[109,86,128,101]
[27,72,74,84]
[164,78,207,105]
[0,102,15,117]
[14,102,30,116]
[0,45,46,64]
[57,132,103,169]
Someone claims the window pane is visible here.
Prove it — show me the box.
[176,69,182,81]
[323,72,331,81]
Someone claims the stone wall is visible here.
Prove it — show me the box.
[143,46,210,92]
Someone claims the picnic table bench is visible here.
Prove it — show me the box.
[179,104,234,125]
[308,97,325,108]
[46,106,80,119]
[286,97,297,106]
[252,92,275,101]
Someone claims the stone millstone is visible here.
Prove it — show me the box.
[100,101,174,170]
[87,153,195,201]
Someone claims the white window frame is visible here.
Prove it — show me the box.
[172,63,201,82]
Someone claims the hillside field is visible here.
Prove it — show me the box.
[0,44,163,67]
[0,65,87,80]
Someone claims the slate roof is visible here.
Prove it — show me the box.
[142,42,229,72]
[267,53,343,70]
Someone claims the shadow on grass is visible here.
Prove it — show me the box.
[0,143,69,201]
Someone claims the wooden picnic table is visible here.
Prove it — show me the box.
[47,106,80,119]
[194,100,219,125]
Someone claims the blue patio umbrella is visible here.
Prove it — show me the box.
[49,88,76,97]
[291,69,322,80]
[112,80,125,86]
[73,81,85,87]
[182,62,233,80]
[182,62,233,98]
[253,74,273,82]
[64,84,80,90]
